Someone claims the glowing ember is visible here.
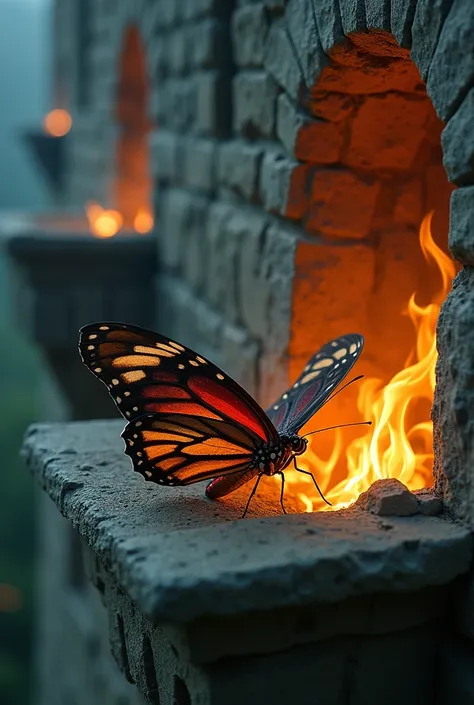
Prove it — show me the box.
[286,212,456,511]
[43,109,72,137]
[86,202,123,238]
[133,207,154,233]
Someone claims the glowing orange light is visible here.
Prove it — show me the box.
[43,109,72,137]
[86,202,123,238]
[0,583,22,613]
[285,212,456,511]
[133,207,154,233]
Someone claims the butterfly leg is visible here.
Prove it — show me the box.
[293,458,332,506]
[279,472,287,515]
[242,474,262,519]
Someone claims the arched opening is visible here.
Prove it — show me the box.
[114,25,152,230]
[284,31,457,510]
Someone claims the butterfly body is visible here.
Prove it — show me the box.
[79,322,365,514]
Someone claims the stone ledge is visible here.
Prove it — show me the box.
[23,420,473,624]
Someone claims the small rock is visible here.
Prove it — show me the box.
[355,478,419,517]
[413,488,443,516]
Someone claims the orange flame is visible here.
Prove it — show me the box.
[43,109,72,137]
[287,212,456,511]
[86,202,123,238]
[133,207,154,233]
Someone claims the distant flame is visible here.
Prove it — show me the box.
[133,207,154,233]
[86,202,123,238]
[286,212,456,511]
[43,109,72,137]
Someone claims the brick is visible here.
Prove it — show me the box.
[309,91,355,122]
[205,202,241,321]
[345,94,433,170]
[391,0,418,48]
[191,18,229,69]
[263,21,306,100]
[411,0,456,81]
[193,70,231,137]
[149,36,169,80]
[427,0,474,122]
[181,195,210,292]
[182,138,216,193]
[217,140,263,201]
[392,179,424,228]
[167,28,188,75]
[159,188,196,270]
[311,0,344,50]
[221,323,259,396]
[277,93,344,163]
[233,71,277,139]
[232,4,268,67]
[183,0,231,21]
[259,149,311,219]
[448,186,474,265]
[150,130,180,183]
[307,170,380,239]
[285,0,330,84]
[442,88,474,185]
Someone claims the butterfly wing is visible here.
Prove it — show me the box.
[122,414,256,486]
[266,334,364,435]
[79,321,278,444]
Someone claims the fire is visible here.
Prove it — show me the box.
[133,207,154,233]
[86,202,123,238]
[43,109,72,137]
[288,212,456,511]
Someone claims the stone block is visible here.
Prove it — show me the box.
[221,323,260,396]
[181,194,210,292]
[449,186,474,265]
[193,70,232,137]
[191,18,229,69]
[260,149,310,219]
[309,91,355,122]
[307,169,380,239]
[263,21,306,100]
[217,140,263,202]
[205,202,241,321]
[438,637,474,703]
[167,28,189,75]
[233,70,277,139]
[391,0,418,48]
[354,479,419,516]
[426,0,474,121]
[150,130,180,184]
[232,4,268,67]
[339,0,367,35]
[432,267,474,527]
[345,93,433,170]
[311,0,345,50]
[277,92,344,163]
[442,88,474,185]
[159,188,196,270]
[365,0,391,30]
[182,137,217,193]
[23,419,472,623]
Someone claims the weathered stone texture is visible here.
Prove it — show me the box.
[233,71,278,138]
[433,267,474,527]
[442,88,474,185]
[217,140,263,202]
[259,149,310,219]
[232,4,268,67]
[449,187,474,264]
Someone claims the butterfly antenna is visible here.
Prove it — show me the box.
[302,421,372,439]
[326,374,365,405]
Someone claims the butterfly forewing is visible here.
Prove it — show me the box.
[266,334,364,435]
[79,321,278,443]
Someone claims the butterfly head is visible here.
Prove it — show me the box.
[285,434,307,456]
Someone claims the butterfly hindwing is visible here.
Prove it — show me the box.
[266,334,364,435]
[79,322,278,443]
[122,414,254,486]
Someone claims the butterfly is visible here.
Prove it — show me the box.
[78,322,366,516]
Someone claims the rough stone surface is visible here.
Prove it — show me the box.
[217,140,263,202]
[354,479,420,517]
[414,488,443,516]
[427,0,474,122]
[411,0,455,80]
[23,420,472,624]
[442,88,474,185]
[259,149,310,219]
[365,0,391,30]
[233,71,277,138]
[391,0,418,48]
[232,4,268,67]
[182,137,216,193]
[433,267,474,527]
[448,186,474,264]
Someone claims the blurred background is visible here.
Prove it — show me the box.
[0,1,51,704]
